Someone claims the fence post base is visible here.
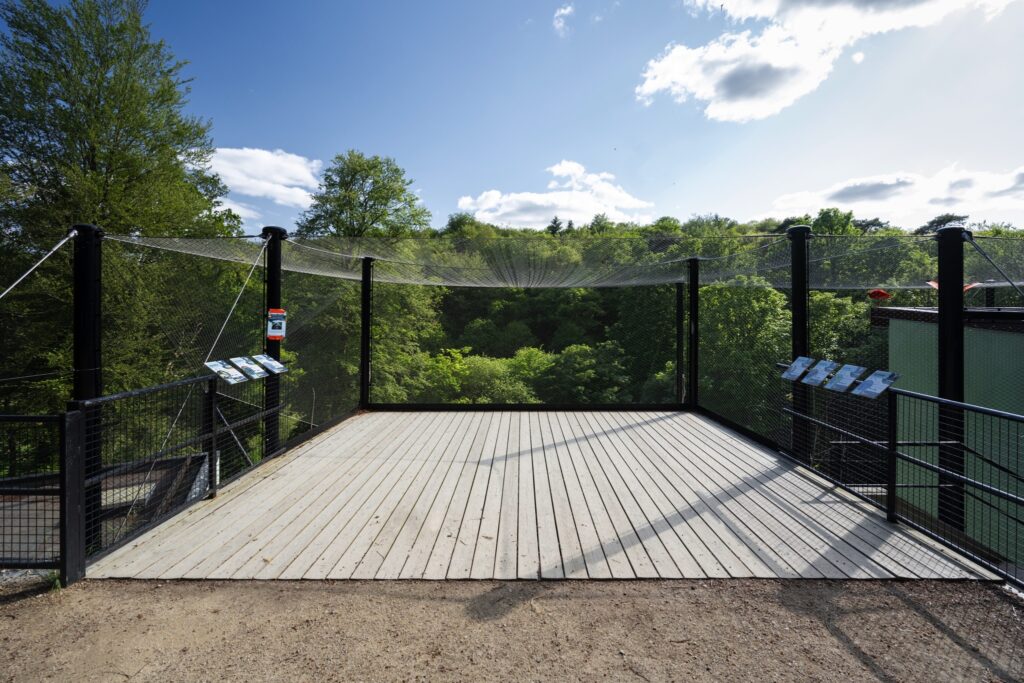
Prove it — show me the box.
[59,410,86,585]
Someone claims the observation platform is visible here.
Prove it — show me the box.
[90,411,989,581]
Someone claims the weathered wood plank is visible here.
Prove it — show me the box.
[562,412,658,578]
[493,412,520,580]
[395,412,486,579]
[516,410,540,579]
[530,412,564,579]
[90,410,990,583]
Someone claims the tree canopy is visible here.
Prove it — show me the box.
[296,150,430,237]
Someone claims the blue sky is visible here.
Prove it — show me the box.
[145,0,1024,234]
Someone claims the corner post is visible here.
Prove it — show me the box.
[787,225,812,459]
[686,258,700,409]
[72,224,103,552]
[59,410,85,585]
[936,225,968,531]
[261,226,286,457]
[203,376,219,497]
[886,391,899,523]
[360,257,374,408]
[675,282,685,405]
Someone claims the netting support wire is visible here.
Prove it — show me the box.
[966,233,1024,300]
[0,229,76,302]
[787,225,812,461]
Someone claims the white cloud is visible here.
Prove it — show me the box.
[771,164,1024,227]
[457,160,654,228]
[637,0,1017,122]
[211,148,322,209]
[553,4,575,36]
[851,51,865,64]
[217,197,262,222]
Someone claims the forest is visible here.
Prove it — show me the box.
[2,0,1022,447]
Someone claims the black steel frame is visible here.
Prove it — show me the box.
[4,220,1022,587]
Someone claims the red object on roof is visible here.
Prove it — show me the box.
[867,288,892,300]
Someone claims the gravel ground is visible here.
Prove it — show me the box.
[1,577,1022,682]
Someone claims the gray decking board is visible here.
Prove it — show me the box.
[89,411,991,581]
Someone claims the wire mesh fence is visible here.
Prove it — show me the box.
[0,415,63,568]
[697,279,792,446]
[369,284,680,405]
[75,375,278,560]
[782,377,1023,586]
[894,392,1023,586]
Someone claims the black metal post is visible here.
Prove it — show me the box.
[787,225,812,459]
[886,391,898,523]
[360,257,374,408]
[675,282,685,405]
[72,224,103,552]
[984,283,996,308]
[936,225,967,531]
[203,376,219,497]
[261,226,286,456]
[59,410,85,585]
[686,259,699,409]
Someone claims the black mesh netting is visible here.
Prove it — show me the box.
[369,283,679,405]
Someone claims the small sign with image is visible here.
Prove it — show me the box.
[205,360,247,384]
[825,364,866,393]
[230,356,269,380]
[252,354,288,374]
[801,360,839,387]
[781,356,815,381]
[850,370,899,399]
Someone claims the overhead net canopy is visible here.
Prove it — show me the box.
[105,232,1024,291]
[107,234,792,288]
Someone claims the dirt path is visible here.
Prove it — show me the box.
[1,578,1021,682]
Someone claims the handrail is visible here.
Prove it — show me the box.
[774,360,1024,424]
[75,373,214,407]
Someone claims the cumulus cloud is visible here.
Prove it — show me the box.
[636,0,1017,121]
[457,160,654,228]
[771,164,1024,226]
[217,197,262,221]
[553,4,575,36]
[211,148,322,209]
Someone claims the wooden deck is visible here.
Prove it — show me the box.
[89,411,988,581]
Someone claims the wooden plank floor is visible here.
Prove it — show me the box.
[89,411,990,581]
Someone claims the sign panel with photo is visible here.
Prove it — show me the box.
[801,360,839,387]
[781,356,815,381]
[825,364,866,393]
[204,360,247,384]
[230,356,269,379]
[850,370,899,399]
[252,353,288,374]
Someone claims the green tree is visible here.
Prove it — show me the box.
[546,215,563,235]
[0,0,236,242]
[537,342,630,404]
[914,213,968,235]
[296,150,431,237]
[812,208,857,235]
[0,0,238,414]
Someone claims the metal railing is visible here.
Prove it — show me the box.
[781,375,1023,587]
[1,412,84,583]
[74,374,284,562]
